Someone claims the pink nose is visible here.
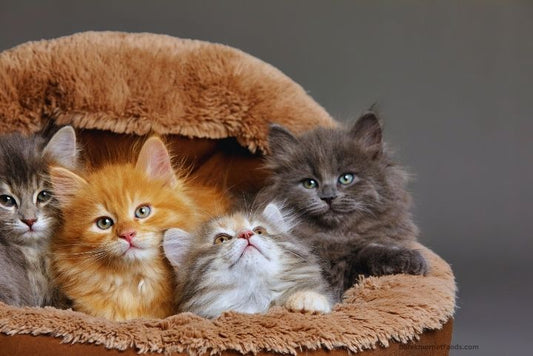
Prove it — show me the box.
[119,229,136,243]
[238,229,254,240]
[22,219,37,228]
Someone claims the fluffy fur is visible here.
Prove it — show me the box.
[257,112,428,300]
[0,126,78,306]
[0,32,334,154]
[163,203,333,319]
[50,137,229,321]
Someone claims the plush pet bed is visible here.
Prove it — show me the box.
[0,32,456,355]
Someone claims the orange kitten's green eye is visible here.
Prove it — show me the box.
[134,204,152,219]
[253,226,266,235]
[96,217,114,230]
[338,173,355,185]
[0,194,16,208]
[214,233,232,245]
[302,179,318,189]
[37,190,52,203]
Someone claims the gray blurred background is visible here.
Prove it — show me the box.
[1,1,531,355]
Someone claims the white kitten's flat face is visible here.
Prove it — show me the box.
[177,205,311,318]
[184,213,286,317]
[208,213,283,274]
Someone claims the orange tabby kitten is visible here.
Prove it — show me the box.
[50,137,229,321]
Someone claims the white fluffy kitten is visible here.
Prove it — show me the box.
[164,203,333,319]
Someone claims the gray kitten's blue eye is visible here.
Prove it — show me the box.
[0,194,16,208]
[134,204,151,219]
[302,179,318,189]
[338,173,355,185]
[37,190,52,203]
[96,217,114,230]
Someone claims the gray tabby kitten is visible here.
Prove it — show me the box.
[163,202,333,319]
[0,126,77,307]
[256,112,428,300]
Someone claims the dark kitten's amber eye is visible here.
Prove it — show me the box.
[96,216,114,230]
[214,233,233,245]
[253,226,266,235]
[338,173,355,185]
[134,204,152,219]
[37,190,52,203]
[302,179,318,189]
[0,194,16,208]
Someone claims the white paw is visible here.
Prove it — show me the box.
[285,290,331,314]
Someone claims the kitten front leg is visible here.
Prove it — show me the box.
[284,290,332,314]
[356,242,428,277]
[0,283,23,306]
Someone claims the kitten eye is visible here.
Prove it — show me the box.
[0,194,16,208]
[253,226,266,235]
[37,190,52,203]
[134,204,152,219]
[96,216,114,230]
[214,233,233,245]
[302,179,318,189]
[338,173,355,185]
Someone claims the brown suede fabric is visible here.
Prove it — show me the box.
[0,32,456,355]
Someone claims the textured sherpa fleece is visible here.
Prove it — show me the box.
[0,243,455,355]
[0,32,455,355]
[0,31,334,153]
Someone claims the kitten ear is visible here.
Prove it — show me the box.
[263,202,292,233]
[268,124,298,156]
[136,137,177,187]
[163,228,193,267]
[350,112,383,159]
[49,167,88,207]
[42,126,78,169]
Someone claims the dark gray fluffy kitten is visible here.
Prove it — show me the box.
[0,126,77,307]
[256,112,428,300]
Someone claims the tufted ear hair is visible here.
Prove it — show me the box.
[49,166,88,208]
[350,112,383,160]
[262,202,294,233]
[267,124,298,156]
[42,126,78,169]
[163,228,193,268]
[135,136,177,187]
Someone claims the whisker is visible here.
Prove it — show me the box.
[56,242,105,247]
[284,248,308,262]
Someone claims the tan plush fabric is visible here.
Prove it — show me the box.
[0,31,334,153]
[0,32,456,354]
[0,243,455,355]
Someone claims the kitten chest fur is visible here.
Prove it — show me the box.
[63,257,175,321]
[16,243,51,305]
[192,257,284,317]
